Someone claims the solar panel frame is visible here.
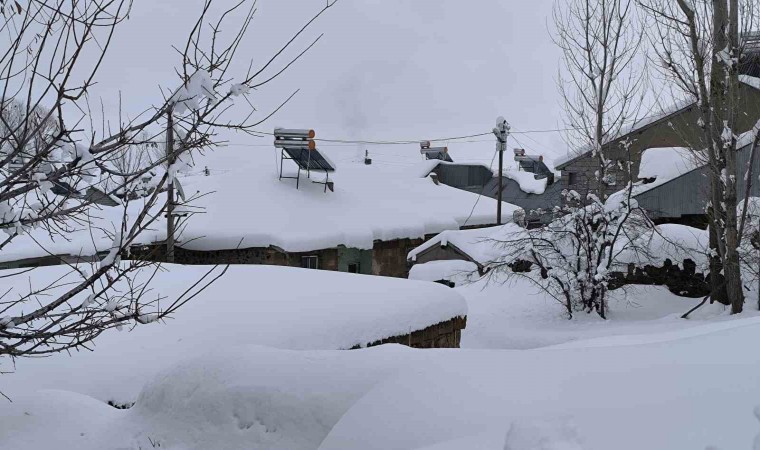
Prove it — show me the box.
[422,149,454,163]
[282,147,336,172]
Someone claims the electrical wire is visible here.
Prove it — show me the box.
[224,107,692,150]
[463,145,501,227]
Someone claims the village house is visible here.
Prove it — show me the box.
[612,131,760,226]
[554,76,760,199]
[153,149,520,277]
[422,150,563,227]
[0,148,521,278]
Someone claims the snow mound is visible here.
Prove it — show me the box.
[0,389,120,450]
[1,264,466,405]
[502,170,548,194]
[638,147,700,182]
[504,418,584,450]
[129,345,412,450]
[320,319,760,450]
[0,345,417,450]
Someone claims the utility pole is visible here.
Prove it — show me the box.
[166,108,175,263]
[493,117,510,225]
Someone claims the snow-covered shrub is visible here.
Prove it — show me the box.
[486,187,652,319]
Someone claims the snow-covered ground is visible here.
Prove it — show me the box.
[458,274,755,349]
[4,308,760,449]
[0,264,465,404]
[2,263,760,449]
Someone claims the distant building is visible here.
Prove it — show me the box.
[423,154,563,227]
[615,134,760,226]
[554,76,760,200]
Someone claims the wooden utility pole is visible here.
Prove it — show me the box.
[493,117,510,225]
[166,108,175,263]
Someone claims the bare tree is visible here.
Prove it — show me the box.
[553,0,646,200]
[641,0,758,313]
[0,0,336,362]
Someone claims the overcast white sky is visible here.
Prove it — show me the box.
[87,0,569,168]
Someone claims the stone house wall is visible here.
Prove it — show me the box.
[131,244,340,271]
[372,237,427,278]
[133,234,443,278]
[131,231,484,279]
[172,246,340,271]
[356,316,467,349]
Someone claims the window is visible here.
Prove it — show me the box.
[567,172,578,186]
[301,255,319,269]
[347,262,360,274]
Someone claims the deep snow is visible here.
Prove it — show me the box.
[2,264,760,450]
[0,264,466,405]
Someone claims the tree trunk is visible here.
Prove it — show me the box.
[711,0,744,313]
[708,217,729,304]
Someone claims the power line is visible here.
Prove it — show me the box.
[314,131,492,145]
[237,103,697,149]
[463,147,500,227]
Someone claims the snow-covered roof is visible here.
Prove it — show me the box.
[605,128,758,209]
[740,74,760,91]
[0,200,163,265]
[553,100,694,169]
[636,146,703,191]
[408,223,525,265]
[174,149,521,252]
[0,147,522,263]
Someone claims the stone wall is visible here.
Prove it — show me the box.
[608,259,712,298]
[500,257,712,298]
[132,232,469,279]
[132,244,339,271]
[354,316,467,349]
[372,237,427,278]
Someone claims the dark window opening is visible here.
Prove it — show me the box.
[301,255,319,269]
[347,262,360,274]
[567,172,577,186]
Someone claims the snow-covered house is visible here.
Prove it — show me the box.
[608,133,760,225]
[406,224,524,285]
[407,220,715,296]
[0,149,521,277]
[152,150,520,277]
[555,76,760,198]
[423,158,563,227]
